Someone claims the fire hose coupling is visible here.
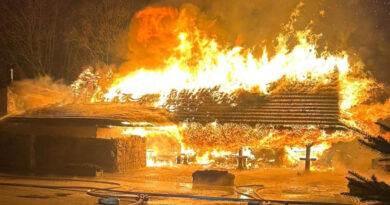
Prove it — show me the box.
[136,194,149,202]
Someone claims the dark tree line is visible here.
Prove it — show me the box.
[0,0,150,83]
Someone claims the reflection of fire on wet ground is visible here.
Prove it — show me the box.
[108,167,364,204]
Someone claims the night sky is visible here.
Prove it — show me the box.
[360,0,390,84]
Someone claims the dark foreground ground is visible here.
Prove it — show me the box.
[0,166,378,204]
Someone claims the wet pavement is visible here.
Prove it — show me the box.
[0,166,371,204]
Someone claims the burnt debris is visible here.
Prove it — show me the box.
[192,170,235,186]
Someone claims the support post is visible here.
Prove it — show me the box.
[0,87,7,116]
[183,154,188,165]
[305,144,313,172]
[176,154,181,164]
[0,68,11,116]
[238,148,243,170]
[237,147,248,170]
[29,135,36,171]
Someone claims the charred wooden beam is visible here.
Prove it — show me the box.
[2,116,156,128]
[376,121,390,132]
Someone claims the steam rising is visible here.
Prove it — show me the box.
[8,76,73,113]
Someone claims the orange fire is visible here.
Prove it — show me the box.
[71,5,388,168]
[102,7,364,109]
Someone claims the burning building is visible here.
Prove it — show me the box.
[0,3,389,176]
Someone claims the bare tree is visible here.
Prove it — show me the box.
[66,0,145,66]
[0,0,64,77]
[0,0,148,82]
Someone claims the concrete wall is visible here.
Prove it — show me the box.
[0,133,146,173]
[0,134,32,172]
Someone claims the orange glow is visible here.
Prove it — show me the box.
[285,143,331,165]
[98,6,378,122]
[70,5,389,169]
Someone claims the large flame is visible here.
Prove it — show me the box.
[71,5,388,168]
[100,6,377,112]
[103,7,354,106]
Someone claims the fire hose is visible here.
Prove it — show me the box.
[235,184,266,200]
[0,175,353,205]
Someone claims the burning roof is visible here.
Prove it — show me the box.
[174,92,342,129]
